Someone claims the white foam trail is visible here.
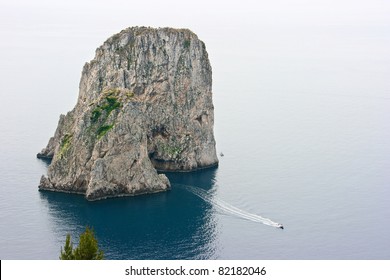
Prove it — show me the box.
[180,184,282,228]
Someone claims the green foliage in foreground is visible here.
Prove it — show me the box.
[60,227,104,260]
[60,234,74,260]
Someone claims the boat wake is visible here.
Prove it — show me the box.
[179,184,283,229]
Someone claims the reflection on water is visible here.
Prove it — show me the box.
[39,167,219,259]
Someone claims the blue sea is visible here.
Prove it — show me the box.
[1,1,389,260]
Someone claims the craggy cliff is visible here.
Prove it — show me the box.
[37,27,218,200]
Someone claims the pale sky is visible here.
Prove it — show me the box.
[1,0,389,35]
[0,0,389,114]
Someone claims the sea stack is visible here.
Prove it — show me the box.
[37,27,218,200]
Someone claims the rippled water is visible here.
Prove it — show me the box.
[1,1,390,260]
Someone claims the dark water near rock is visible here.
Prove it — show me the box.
[1,1,390,259]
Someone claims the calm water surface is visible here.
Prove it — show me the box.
[1,2,389,260]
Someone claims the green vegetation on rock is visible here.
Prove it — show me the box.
[183,39,191,49]
[89,88,134,123]
[102,96,121,114]
[90,96,120,123]
[88,88,133,140]
[91,108,102,123]
[58,134,72,159]
[159,143,183,159]
[97,124,114,139]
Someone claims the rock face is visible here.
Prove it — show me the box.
[37,27,218,201]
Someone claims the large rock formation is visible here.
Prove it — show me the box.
[37,27,218,200]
